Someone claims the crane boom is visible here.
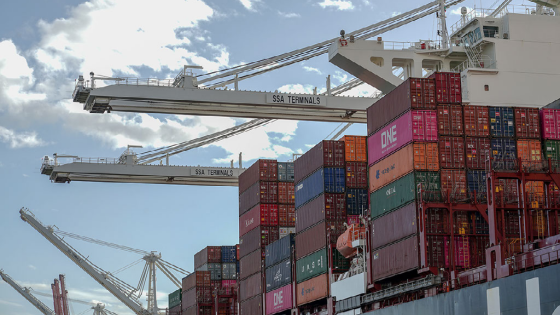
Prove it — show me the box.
[19,208,150,315]
[0,270,56,315]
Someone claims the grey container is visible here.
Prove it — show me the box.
[221,263,237,280]
[208,263,222,281]
[265,258,292,292]
[278,162,295,182]
[265,234,294,268]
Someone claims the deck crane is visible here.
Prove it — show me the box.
[0,270,56,315]
[20,208,190,315]
[31,290,119,315]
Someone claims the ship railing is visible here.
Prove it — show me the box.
[452,268,488,289]
[451,55,497,72]
[113,77,176,87]
[512,246,560,274]
[43,157,121,166]
[380,40,444,51]
[450,5,537,35]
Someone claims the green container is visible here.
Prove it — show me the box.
[296,249,327,283]
[168,288,181,309]
[544,140,560,161]
[332,249,350,271]
[415,171,441,192]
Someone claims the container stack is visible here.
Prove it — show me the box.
[264,234,295,315]
[169,289,182,315]
[181,271,211,315]
[341,136,369,225]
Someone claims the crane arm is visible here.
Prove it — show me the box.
[19,208,149,315]
[0,270,56,315]
[491,0,514,16]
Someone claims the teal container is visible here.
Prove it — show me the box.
[296,249,327,283]
[168,288,181,309]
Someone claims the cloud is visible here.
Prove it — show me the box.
[238,0,261,11]
[0,299,23,307]
[0,126,47,148]
[278,11,301,18]
[28,265,37,270]
[391,11,402,17]
[303,66,322,75]
[318,0,354,10]
[278,84,316,94]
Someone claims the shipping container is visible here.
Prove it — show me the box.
[489,107,515,137]
[296,193,345,233]
[279,227,295,239]
[368,144,414,193]
[371,236,419,282]
[496,179,520,205]
[346,188,368,215]
[517,139,543,170]
[340,135,368,162]
[465,137,491,169]
[345,162,368,188]
[514,107,540,139]
[413,142,440,171]
[221,246,237,263]
[440,169,467,202]
[240,296,262,315]
[332,248,351,270]
[541,108,560,140]
[366,78,436,135]
[278,182,295,204]
[182,287,212,309]
[265,233,294,268]
[294,140,345,183]
[467,170,487,203]
[221,263,236,280]
[367,110,438,165]
[239,226,279,259]
[239,204,279,237]
[371,202,417,249]
[347,215,360,225]
[278,162,295,182]
[239,159,278,194]
[169,304,181,315]
[426,209,449,234]
[278,204,295,227]
[239,272,262,302]
[239,181,278,216]
[169,289,182,309]
[205,263,222,281]
[182,271,210,292]
[437,105,464,136]
[426,235,446,268]
[265,284,293,315]
[544,140,560,160]
[445,236,470,268]
[526,181,545,208]
[428,72,462,104]
[266,258,292,292]
[295,168,345,209]
[296,273,329,306]
[194,247,222,270]
[463,105,490,137]
[296,248,327,283]
[491,138,517,171]
[296,221,327,260]
[439,136,465,168]
[239,249,262,280]
[221,280,237,294]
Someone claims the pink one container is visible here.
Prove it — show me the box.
[540,109,560,140]
[367,110,438,165]
[265,284,292,315]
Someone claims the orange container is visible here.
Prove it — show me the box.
[525,181,544,208]
[368,144,414,193]
[413,143,440,171]
[296,274,329,306]
[340,135,367,163]
[517,139,542,170]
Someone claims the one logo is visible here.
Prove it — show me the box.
[381,125,397,149]
[274,291,284,306]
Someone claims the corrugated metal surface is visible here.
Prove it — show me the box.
[294,140,345,183]
[296,273,329,306]
[465,137,491,169]
[345,162,368,188]
[194,247,221,269]
[514,107,540,139]
[182,287,212,309]
[221,246,236,263]
[340,135,367,162]
[296,193,345,233]
[239,181,278,216]
[544,140,560,160]
[346,188,368,215]
[169,289,182,309]
[239,204,278,237]
[371,202,417,249]
[265,258,292,292]
[415,171,441,192]
[169,305,181,315]
[517,139,542,169]
[278,182,295,204]
[239,296,262,315]
[265,284,292,315]
[370,173,416,219]
[278,204,295,227]
[295,221,327,260]
[439,136,465,168]
[239,272,262,302]
[368,144,414,193]
[541,108,560,140]
[441,169,467,201]
[239,249,262,280]
[429,72,461,104]
[239,226,279,259]
[437,105,463,136]
[491,138,517,171]
[366,78,436,135]
[207,263,222,281]
[265,233,294,268]
[490,107,515,137]
[367,110,438,165]
[371,236,419,282]
[413,142,439,171]
[239,159,278,194]
[277,162,295,182]
[463,105,490,137]
[296,248,328,283]
[467,170,487,203]
[221,263,236,280]
[295,168,345,209]
[182,271,210,291]
[279,227,295,239]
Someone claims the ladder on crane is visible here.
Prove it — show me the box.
[0,270,56,315]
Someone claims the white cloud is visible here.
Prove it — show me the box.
[0,126,47,148]
[278,83,316,94]
[318,0,354,10]
[303,66,322,75]
[391,11,402,17]
[28,265,37,270]
[278,11,301,18]
[239,0,261,11]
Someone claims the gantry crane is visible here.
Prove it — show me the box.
[20,208,189,315]
[32,290,118,315]
[0,270,56,315]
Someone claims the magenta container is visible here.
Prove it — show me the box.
[367,110,438,166]
[541,109,560,140]
[265,284,293,315]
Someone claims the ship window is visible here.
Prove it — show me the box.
[483,26,499,38]
[485,85,489,91]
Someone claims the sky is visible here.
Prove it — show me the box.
[0,0,530,314]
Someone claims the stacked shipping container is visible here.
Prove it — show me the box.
[264,235,295,315]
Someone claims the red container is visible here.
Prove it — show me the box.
[426,208,449,234]
[294,140,345,183]
[517,139,542,169]
[470,236,489,268]
[239,249,263,280]
[514,107,540,139]
[426,235,446,268]
[239,159,278,194]
[366,78,436,135]
[428,72,462,104]
[239,226,279,259]
[182,271,211,291]
[454,211,473,234]
[439,137,465,168]
[240,296,263,315]
[296,194,346,233]
[266,284,293,315]
[437,104,463,136]
[296,274,329,306]
[278,182,295,204]
[347,215,360,225]
[371,236,419,282]
[465,137,491,169]
[541,109,560,140]
[340,135,368,163]
[441,169,467,201]
[239,204,279,237]
[464,105,490,137]
[279,204,296,227]
[445,236,470,268]
[296,221,326,260]
[194,247,222,269]
[221,280,237,294]
[239,181,278,216]
[239,272,263,302]
[182,287,212,309]
[496,179,519,205]
[345,162,368,188]
[371,202,418,249]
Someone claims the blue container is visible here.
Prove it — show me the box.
[265,234,294,268]
[236,260,240,274]
[221,246,237,263]
[467,170,487,202]
[346,188,368,215]
[491,139,517,171]
[489,107,514,137]
[278,162,295,182]
[295,167,345,209]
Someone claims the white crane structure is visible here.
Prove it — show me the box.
[31,290,119,315]
[20,208,190,315]
[0,270,57,315]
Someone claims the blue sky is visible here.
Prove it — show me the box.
[0,0,522,314]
